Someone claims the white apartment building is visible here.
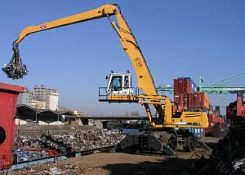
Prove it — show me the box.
[32,85,59,110]
[48,91,59,110]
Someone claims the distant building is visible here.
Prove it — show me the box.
[30,99,46,109]
[17,87,32,106]
[16,87,88,126]
[17,85,59,110]
[32,85,59,110]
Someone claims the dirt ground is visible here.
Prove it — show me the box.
[4,137,219,175]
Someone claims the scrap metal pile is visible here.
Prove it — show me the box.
[2,42,28,80]
[192,118,245,175]
[14,148,47,162]
[14,129,125,162]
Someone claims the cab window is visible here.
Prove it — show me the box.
[110,76,122,91]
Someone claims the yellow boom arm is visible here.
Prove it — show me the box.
[3,4,208,129]
[12,4,157,95]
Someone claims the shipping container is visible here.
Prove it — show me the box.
[188,128,204,139]
[173,93,188,112]
[218,117,225,124]
[174,78,192,94]
[174,77,198,94]
[212,110,220,122]
[208,113,216,123]
[188,92,210,110]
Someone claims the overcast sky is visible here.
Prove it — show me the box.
[0,1,244,116]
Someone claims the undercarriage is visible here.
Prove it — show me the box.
[117,129,202,156]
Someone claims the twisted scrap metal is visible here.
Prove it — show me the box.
[2,42,28,79]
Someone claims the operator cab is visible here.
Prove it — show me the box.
[99,71,138,103]
[107,72,131,95]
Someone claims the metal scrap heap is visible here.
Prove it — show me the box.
[14,129,125,163]
[39,134,72,154]
[192,118,245,175]
[2,43,28,80]
[43,129,125,152]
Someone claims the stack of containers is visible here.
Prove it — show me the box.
[174,77,210,112]
[173,77,209,139]
[205,106,228,136]
[173,77,195,112]
[213,106,226,125]
[174,78,227,137]
[205,112,217,135]
[173,77,209,112]
[188,92,210,112]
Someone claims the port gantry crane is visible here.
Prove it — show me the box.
[158,71,245,94]
[3,4,208,155]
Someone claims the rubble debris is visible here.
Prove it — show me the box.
[232,158,245,172]
[192,118,245,175]
[14,129,125,163]
[40,134,72,154]
[14,148,47,162]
